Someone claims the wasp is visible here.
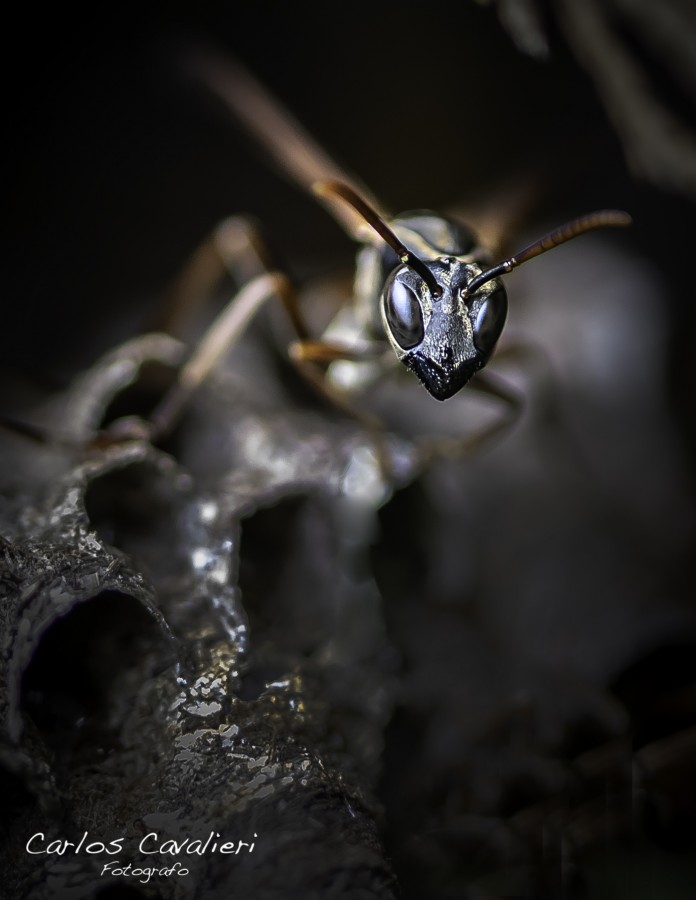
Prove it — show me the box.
[137,51,630,455]
[1,52,631,457]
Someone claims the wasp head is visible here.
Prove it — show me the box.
[381,257,508,401]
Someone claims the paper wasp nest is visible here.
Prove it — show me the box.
[0,333,406,899]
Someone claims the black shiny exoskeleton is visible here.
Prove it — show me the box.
[181,54,633,413]
[317,179,630,404]
[0,54,633,454]
[360,211,507,400]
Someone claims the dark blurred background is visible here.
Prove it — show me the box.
[4,3,692,392]
[3,2,696,897]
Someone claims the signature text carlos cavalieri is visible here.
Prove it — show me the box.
[26,830,257,883]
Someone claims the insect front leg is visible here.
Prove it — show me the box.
[155,215,291,339]
[147,271,298,441]
[100,216,305,442]
[287,337,389,432]
[150,276,405,474]
[417,371,524,466]
[144,213,402,471]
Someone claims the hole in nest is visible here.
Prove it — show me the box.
[98,360,177,431]
[84,462,186,580]
[238,495,307,622]
[21,590,168,754]
[238,495,336,655]
[237,660,290,701]
[96,359,190,459]
[372,479,431,630]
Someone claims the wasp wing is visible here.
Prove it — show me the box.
[186,50,388,244]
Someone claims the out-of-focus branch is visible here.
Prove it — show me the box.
[558,0,696,196]
[482,0,696,197]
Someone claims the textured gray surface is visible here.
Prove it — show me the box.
[0,336,406,899]
[3,5,696,897]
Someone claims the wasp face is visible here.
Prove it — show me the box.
[381,258,508,401]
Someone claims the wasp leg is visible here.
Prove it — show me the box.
[146,272,295,440]
[491,340,540,366]
[154,216,306,338]
[146,215,391,449]
[287,336,417,482]
[0,415,76,448]
[417,371,524,466]
[147,276,384,443]
[288,339,386,431]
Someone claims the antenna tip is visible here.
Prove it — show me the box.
[600,209,633,227]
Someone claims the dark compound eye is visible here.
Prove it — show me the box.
[384,279,425,350]
[472,287,507,358]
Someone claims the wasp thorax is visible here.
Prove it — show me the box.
[381,260,508,401]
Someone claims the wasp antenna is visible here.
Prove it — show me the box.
[314,181,442,298]
[463,209,632,297]
[185,48,384,240]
